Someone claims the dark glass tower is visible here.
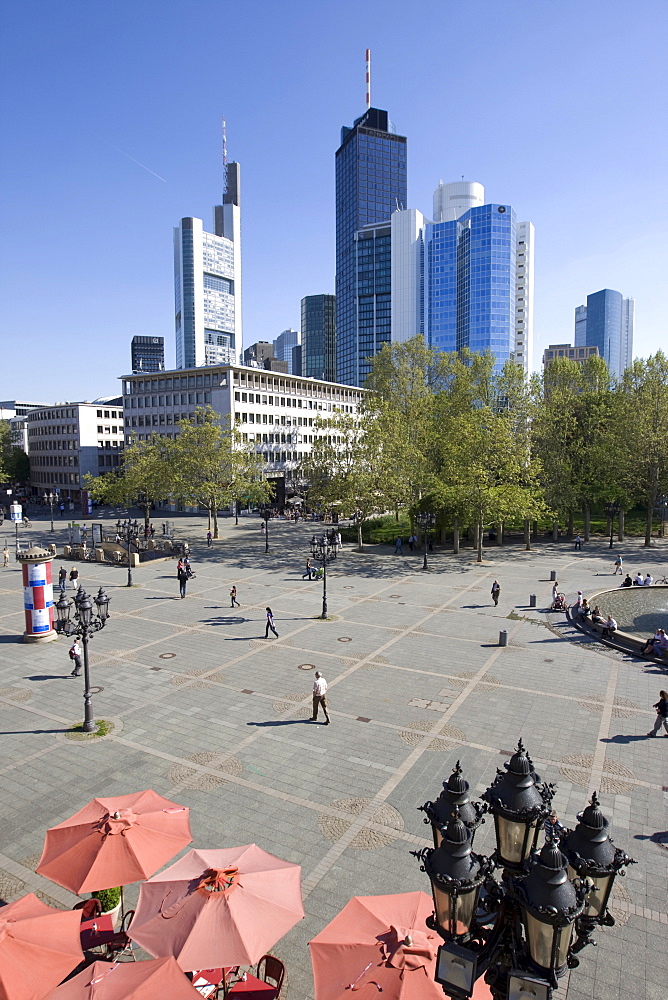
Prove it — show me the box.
[335,108,407,386]
[131,336,165,373]
[301,294,336,382]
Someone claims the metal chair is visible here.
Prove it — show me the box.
[102,908,136,962]
[73,898,102,921]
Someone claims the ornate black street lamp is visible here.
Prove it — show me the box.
[310,531,334,619]
[261,506,272,554]
[43,490,57,532]
[414,742,634,1000]
[605,502,619,549]
[55,586,111,733]
[417,511,436,570]
[420,761,485,848]
[116,519,140,586]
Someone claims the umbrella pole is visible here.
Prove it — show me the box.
[120,884,125,921]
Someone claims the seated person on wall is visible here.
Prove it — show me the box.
[601,614,618,638]
[641,628,668,657]
[634,572,644,586]
[579,598,592,619]
[643,573,653,586]
[591,605,605,624]
[620,574,633,588]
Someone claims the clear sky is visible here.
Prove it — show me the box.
[2,0,667,402]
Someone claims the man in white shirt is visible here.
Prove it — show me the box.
[602,615,618,638]
[643,574,653,586]
[634,573,644,586]
[69,640,82,677]
[311,672,330,725]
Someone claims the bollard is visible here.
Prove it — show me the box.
[550,570,557,581]
[499,630,508,647]
[529,594,537,608]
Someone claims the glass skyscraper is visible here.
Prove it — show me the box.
[574,289,634,379]
[301,294,336,382]
[335,108,407,385]
[426,204,517,373]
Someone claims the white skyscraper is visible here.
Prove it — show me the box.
[432,180,485,223]
[391,208,425,343]
[513,220,534,374]
[174,162,242,369]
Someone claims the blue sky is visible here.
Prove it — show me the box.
[2,0,667,402]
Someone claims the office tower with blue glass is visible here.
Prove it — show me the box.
[273,329,300,374]
[335,108,407,385]
[574,289,634,379]
[301,294,337,382]
[174,161,242,369]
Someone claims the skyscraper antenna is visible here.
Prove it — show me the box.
[365,49,371,108]
[221,116,228,198]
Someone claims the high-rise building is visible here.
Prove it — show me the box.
[131,336,165,373]
[174,161,242,369]
[335,108,407,385]
[273,329,300,374]
[243,342,275,367]
[574,289,634,379]
[542,344,599,368]
[301,294,337,381]
[291,345,302,377]
[514,221,534,373]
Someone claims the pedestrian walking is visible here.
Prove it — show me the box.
[408,534,415,552]
[69,566,79,590]
[543,809,566,843]
[69,639,82,677]
[311,671,330,724]
[230,585,240,607]
[58,566,67,591]
[2,545,9,568]
[551,581,559,602]
[177,563,189,599]
[303,558,314,580]
[647,690,668,736]
[207,530,213,547]
[394,537,403,555]
[613,554,623,576]
[491,580,500,606]
[59,502,65,518]
[574,534,582,551]
[264,606,278,638]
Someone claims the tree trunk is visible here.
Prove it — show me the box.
[618,508,624,541]
[453,518,460,554]
[584,506,590,542]
[532,520,538,541]
[567,512,574,538]
[143,504,150,531]
[357,520,363,552]
[213,507,219,539]
[524,519,531,551]
[551,519,558,542]
[497,521,503,545]
[439,527,446,545]
[395,509,399,523]
[476,521,483,563]
[645,506,653,547]
[207,508,212,530]
[235,501,239,526]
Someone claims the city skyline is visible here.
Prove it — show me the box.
[2,0,667,400]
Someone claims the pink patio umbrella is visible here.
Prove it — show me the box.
[0,893,84,1000]
[44,956,203,999]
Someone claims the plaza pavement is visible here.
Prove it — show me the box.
[0,512,666,1000]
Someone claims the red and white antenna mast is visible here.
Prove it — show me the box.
[221,115,228,198]
[365,49,371,109]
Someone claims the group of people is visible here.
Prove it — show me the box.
[619,572,653,588]
[176,556,195,598]
[58,566,80,591]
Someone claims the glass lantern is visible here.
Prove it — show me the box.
[77,592,93,627]
[95,587,111,622]
[422,808,487,940]
[420,761,484,848]
[482,740,552,869]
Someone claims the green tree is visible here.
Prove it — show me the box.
[170,408,272,538]
[301,412,386,551]
[0,421,30,484]
[84,435,174,528]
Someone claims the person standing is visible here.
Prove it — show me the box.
[69,639,82,677]
[59,502,65,518]
[551,580,559,602]
[574,534,582,551]
[230,585,240,608]
[613,554,623,576]
[264,607,278,638]
[2,545,9,568]
[303,558,314,580]
[311,671,330,724]
[69,566,79,590]
[207,530,213,547]
[177,563,189,599]
[491,580,501,606]
[58,566,67,591]
[647,690,668,736]
[394,537,403,555]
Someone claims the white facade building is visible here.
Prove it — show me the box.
[120,365,365,490]
[174,162,242,370]
[391,208,425,343]
[26,400,124,500]
[0,401,49,452]
[432,180,485,223]
[513,220,534,374]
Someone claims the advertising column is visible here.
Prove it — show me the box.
[18,547,57,643]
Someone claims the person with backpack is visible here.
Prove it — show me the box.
[177,563,189,599]
[69,640,82,677]
[264,607,278,638]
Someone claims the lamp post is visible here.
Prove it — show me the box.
[261,506,272,554]
[310,531,334,619]
[55,586,111,733]
[417,512,436,570]
[605,502,619,549]
[414,741,634,999]
[116,519,140,586]
[43,490,57,532]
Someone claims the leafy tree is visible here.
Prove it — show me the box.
[301,412,386,551]
[170,408,272,538]
[0,421,30,484]
[84,435,174,528]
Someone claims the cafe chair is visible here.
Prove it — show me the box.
[103,908,136,962]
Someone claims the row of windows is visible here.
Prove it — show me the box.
[28,424,77,437]
[127,393,211,408]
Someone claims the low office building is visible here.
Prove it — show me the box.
[120,365,365,500]
[542,344,600,367]
[26,399,124,500]
[0,401,49,452]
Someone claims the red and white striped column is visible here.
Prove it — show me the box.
[19,549,57,643]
